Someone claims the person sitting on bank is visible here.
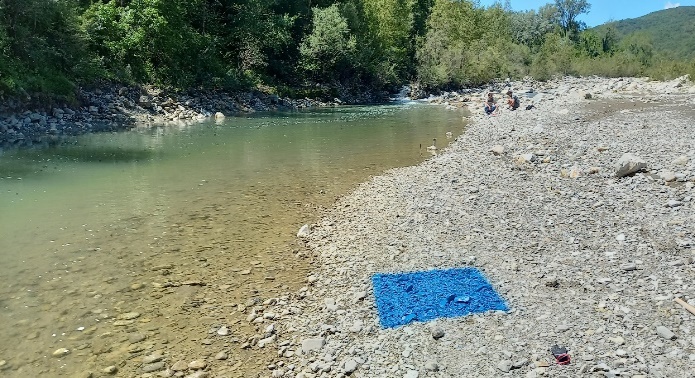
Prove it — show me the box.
[506,90,520,111]
[484,92,497,115]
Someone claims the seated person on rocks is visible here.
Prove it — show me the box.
[506,90,520,110]
[484,92,497,115]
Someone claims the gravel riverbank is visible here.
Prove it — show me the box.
[247,77,695,378]
[0,85,375,150]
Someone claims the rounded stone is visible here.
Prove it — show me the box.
[102,366,118,374]
[188,360,207,370]
[52,348,70,358]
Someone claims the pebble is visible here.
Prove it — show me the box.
[217,326,230,336]
[656,326,676,340]
[171,360,188,371]
[102,366,117,374]
[424,360,440,371]
[143,354,164,364]
[129,333,147,343]
[431,327,445,340]
[301,337,326,353]
[215,351,228,360]
[404,370,419,378]
[497,360,513,373]
[142,362,166,373]
[52,348,70,357]
[118,312,141,320]
[343,358,358,373]
[188,360,207,370]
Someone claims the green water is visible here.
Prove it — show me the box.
[0,104,465,376]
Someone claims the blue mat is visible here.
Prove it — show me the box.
[372,267,508,328]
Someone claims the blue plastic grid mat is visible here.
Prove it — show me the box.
[372,267,509,328]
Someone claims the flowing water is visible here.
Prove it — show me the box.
[0,103,465,377]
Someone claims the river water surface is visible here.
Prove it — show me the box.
[0,104,465,377]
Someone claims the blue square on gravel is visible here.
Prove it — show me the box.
[372,267,508,328]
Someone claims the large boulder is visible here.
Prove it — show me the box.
[615,153,647,178]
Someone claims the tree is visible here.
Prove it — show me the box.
[299,4,356,83]
[554,0,590,39]
[510,9,554,48]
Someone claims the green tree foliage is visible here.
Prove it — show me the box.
[82,0,225,87]
[0,0,693,99]
[0,0,90,96]
[416,0,522,87]
[510,9,555,48]
[299,4,356,83]
[554,0,590,39]
[361,0,416,84]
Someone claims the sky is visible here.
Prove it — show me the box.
[478,0,695,27]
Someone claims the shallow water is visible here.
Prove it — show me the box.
[0,104,465,376]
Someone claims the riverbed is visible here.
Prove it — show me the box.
[0,103,466,377]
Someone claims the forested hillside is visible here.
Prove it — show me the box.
[593,6,695,60]
[0,0,694,100]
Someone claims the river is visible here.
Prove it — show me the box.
[0,103,465,377]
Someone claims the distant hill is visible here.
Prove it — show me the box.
[593,6,695,60]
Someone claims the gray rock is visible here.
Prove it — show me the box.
[431,326,445,340]
[171,360,188,371]
[138,95,152,107]
[102,366,117,375]
[424,360,440,371]
[497,360,513,373]
[344,358,358,373]
[661,171,676,182]
[490,145,505,156]
[667,200,682,208]
[52,348,70,358]
[620,263,637,271]
[297,224,311,238]
[184,371,209,378]
[404,370,419,378]
[142,362,165,373]
[142,354,164,364]
[673,155,689,165]
[188,360,207,370]
[217,326,230,336]
[128,333,147,343]
[301,337,326,353]
[656,326,676,340]
[615,153,647,177]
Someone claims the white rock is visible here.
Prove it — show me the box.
[297,224,311,238]
[301,337,325,354]
[615,153,647,177]
[344,358,358,373]
[217,326,230,336]
[490,145,505,156]
[52,348,70,358]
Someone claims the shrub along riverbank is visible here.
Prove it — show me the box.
[1,0,694,107]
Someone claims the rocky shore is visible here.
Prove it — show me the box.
[0,85,380,150]
[2,76,693,378]
[242,76,694,378]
